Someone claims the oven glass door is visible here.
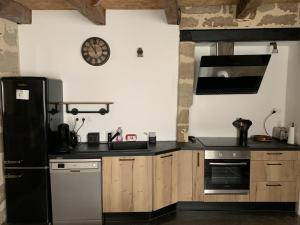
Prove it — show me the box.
[204,159,250,194]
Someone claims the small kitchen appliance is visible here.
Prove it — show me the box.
[87,132,100,145]
[57,123,77,152]
[233,118,252,147]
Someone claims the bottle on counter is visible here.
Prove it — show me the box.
[116,127,123,142]
[287,123,295,145]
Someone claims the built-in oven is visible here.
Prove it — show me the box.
[204,150,250,194]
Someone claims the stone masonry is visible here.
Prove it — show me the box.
[176,2,300,142]
[0,18,19,225]
[177,42,195,142]
[180,3,300,30]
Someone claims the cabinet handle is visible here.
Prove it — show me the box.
[5,174,24,179]
[266,163,282,166]
[266,184,282,187]
[4,160,22,165]
[197,152,200,167]
[119,159,135,161]
[160,154,173,159]
[266,153,283,155]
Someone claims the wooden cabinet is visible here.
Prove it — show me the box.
[250,182,296,202]
[103,156,152,212]
[251,161,296,182]
[153,152,177,210]
[204,194,250,202]
[250,151,298,202]
[176,151,193,201]
[251,151,298,161]
[192,151,204,201]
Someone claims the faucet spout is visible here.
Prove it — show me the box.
[108,131,120,143]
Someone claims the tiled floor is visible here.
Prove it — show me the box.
[105,211,300,225]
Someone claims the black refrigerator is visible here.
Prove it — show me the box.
[1,77,63,224]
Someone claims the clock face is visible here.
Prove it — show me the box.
[81,37,110,66]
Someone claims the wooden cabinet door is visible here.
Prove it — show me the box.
[251,161,296,182]
[192,151,204,201]
[177,151,193,201]
[250,182,296,202]
[153,153,177,210]
[103,156,152,212]
[251,151,298,161]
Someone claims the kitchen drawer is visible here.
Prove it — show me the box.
[251,151,298,161]
[251,161,296,182]
[204,194,249,202]
[250,182,296,202]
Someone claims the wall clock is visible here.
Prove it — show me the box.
[81,37,110,66]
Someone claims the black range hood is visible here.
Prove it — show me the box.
[195,54,271,95]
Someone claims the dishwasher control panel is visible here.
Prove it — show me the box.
[51,161,99,170]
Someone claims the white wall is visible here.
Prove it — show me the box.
[190,42,292,137]
[18,10,179,141]
[285,42,300,143]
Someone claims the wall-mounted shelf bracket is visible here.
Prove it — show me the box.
[50,102,114,115]
[64,102,114,115]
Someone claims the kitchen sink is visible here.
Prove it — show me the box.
[109,141,148,150]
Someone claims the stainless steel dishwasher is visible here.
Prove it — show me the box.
[50,159,102,225]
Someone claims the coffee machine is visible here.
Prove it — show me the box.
[233,118,252,147]
[57,123,78,153]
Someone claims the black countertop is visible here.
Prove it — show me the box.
[49,141,180,159]
[49,137,300,159]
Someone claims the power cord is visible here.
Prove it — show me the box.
[264,109,277,136]
[76,118,85,134]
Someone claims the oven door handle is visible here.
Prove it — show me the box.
[209,162,248,166]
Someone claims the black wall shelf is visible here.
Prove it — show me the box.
[51,102,114,115]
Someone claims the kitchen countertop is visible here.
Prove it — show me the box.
[49,137,300,159]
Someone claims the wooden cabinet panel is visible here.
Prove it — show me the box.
[103,156,152,212]
[204,194,250,202]
[251,151,298,161]
[176,151,193,201]
[251,161,296,182]
[153,152,177,210]
[192,151,204,201]
[250,182,296,202]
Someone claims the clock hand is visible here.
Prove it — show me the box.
[91,45,97,55]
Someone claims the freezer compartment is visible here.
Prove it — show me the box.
[5,168,51,224]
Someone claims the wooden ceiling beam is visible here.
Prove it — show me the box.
[12,0,300,10]
[236,0,263,19]
[0,0,31,24]
[66,0,105,25]
[164,0,180,24]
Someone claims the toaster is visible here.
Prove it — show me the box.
[272,127,288,141]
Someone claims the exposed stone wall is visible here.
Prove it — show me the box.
[0,18,19,75]
[176,42,195,142]
[176,2,300,142]
[180,3,300,30]
[0,18,19,225]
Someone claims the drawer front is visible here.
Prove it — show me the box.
[204,194,249,202]
[251,182,296,202]
[251,161,296,182]
[251,151,298,161]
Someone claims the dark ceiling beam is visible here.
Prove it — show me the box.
[236,0,263,19]
[66,0,105,25]
[0,0,31,24]
[164,0,180,25]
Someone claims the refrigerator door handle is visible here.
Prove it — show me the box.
[4,160,23,165]
[5,174,24,179]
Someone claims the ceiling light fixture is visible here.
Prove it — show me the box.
[270,42,278,54]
